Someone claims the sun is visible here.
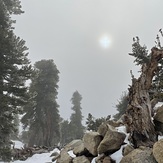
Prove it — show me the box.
[99,36,111,48]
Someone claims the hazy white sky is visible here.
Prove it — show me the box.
[14,0,163,121]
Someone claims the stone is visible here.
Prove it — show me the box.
[73,141,87,156]
[122,144,134,156]
[56,149,73,163]
[154,106,163,123]
[64,139,82,151]
[95,154,105,163]
[153,138,163,163]
[120,147,157,163]
[97,128,126,154]
[73,156,90,163]
[103,156,114,163]
[97,123,108,137]
[83,131,102,156]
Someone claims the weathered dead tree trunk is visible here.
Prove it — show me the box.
[124,47,163,148]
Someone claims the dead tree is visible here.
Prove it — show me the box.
[124,47,163,147]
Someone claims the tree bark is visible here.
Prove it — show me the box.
[124,47,163,147]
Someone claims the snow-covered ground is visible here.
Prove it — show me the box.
[13,148,60,163]
[3,126,161,163]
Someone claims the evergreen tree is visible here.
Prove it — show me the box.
[70,91,84,139]
[60,120,72,146]
[86,113,96,131]
[86,113,107,131]
[113,92,128,120]
[21,59,60,147]
[0,0,32,161]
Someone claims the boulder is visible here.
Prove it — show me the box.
[95,154,105,163]
[73,141,87,156]
[97,123,108,137]
[64,139,82,151]
[154,106,163,123]
[103,156,115,163]
[73,156,90,163]
[95,154,115,163]
[153,138,163,163]
[83,131,102,156]
[56,149,73,163]
[122,144,134,156]
[120,147,157,163]
[97,127,126,154]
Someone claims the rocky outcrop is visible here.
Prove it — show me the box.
[54,123,159,163]
[153,138,163,163]
[54,123,126,162]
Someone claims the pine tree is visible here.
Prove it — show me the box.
[86,113,96,131]
[86,113,108,131]
[0,0,32,161]
[21,60,60,147]
[70,91,84,139]
[113,92,128,120]
[60,120,72,146]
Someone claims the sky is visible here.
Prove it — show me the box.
[13,0,163,121]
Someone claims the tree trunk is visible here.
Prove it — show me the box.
[124,47,163,147]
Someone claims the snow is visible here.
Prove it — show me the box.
[14,149,59,163]
[12,140,24,149]
[158,135,163,140]
[67,150,76,158]
[1,141,60,163]
[11,148,60,163]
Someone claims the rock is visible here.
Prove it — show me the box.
[97,123,108,137]
[122,144,134,156]
[51,152,60,162]
[83,131,102,156]
[95,154,105,163]
[153,138,163,163]
[107,120,123,127]
[64,139,83,151]
[97,127,126,154]
[103,156,115,163]
[73,156,90,163]
[50,151,60,157]
[56,149,73,163]
[154,106,163,123]
[73,140,88,156]
[120,147,157,163]
[95,154,115,163]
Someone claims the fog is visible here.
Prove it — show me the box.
[13,0,163,121]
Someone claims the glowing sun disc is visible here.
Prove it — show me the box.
[99,36,111,48]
